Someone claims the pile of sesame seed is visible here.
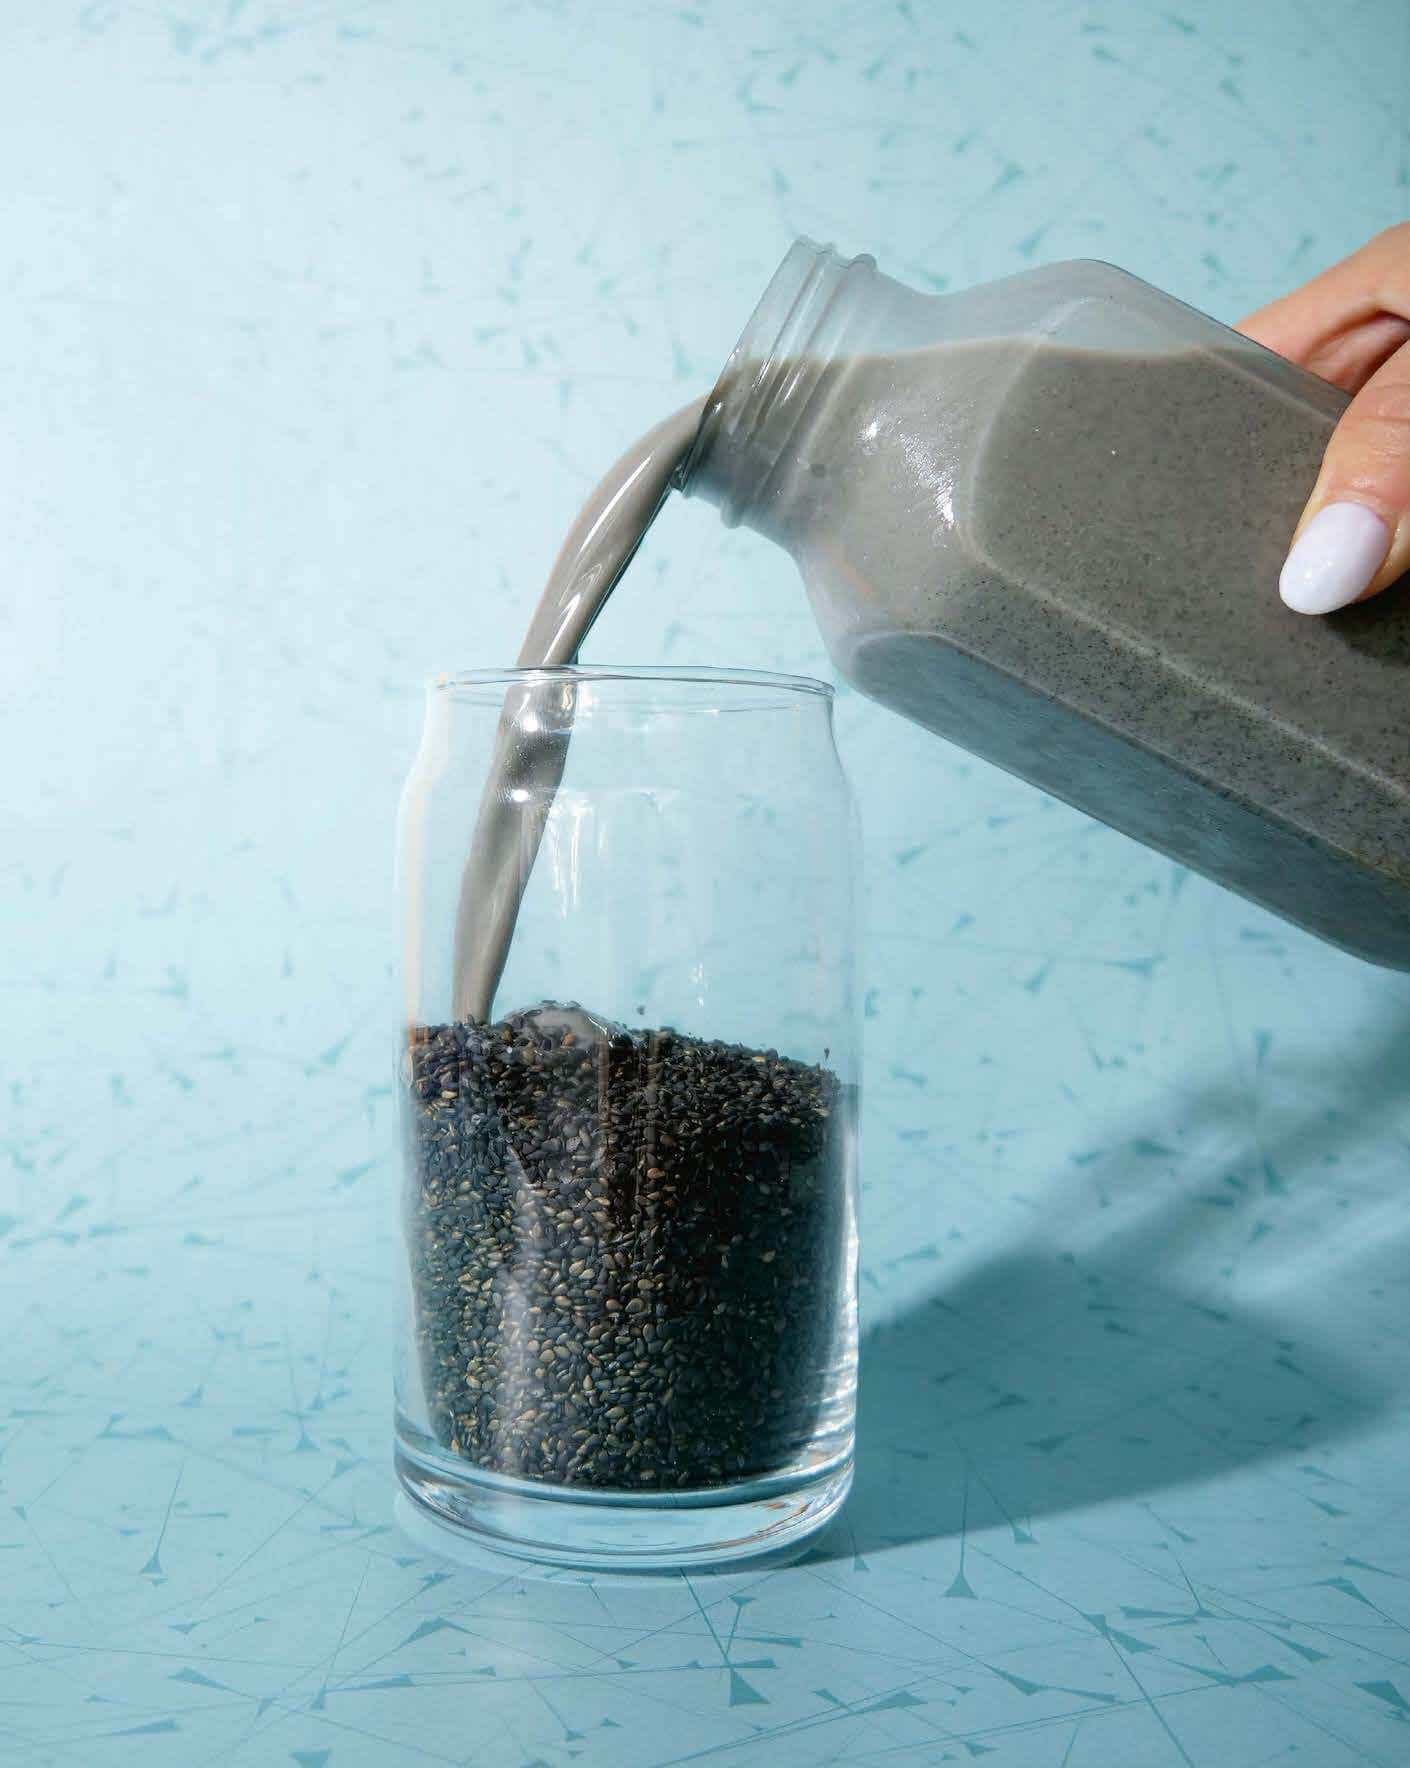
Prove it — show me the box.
[403,1006,847,1490]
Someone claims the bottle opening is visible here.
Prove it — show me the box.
[678,239,877,527]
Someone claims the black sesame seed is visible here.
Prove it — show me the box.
[403,1003,846,1490]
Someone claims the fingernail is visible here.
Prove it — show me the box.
[1279,502,1390,615]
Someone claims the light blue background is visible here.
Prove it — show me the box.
[3,3,1409,1764]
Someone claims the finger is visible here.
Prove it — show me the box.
[1238,223,1410,388]
[1280,337,1410,613]
[1285,312,1410,393]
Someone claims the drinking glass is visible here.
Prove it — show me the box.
[394,666,860,1568]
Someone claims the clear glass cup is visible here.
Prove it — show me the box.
[394,666,860,1568]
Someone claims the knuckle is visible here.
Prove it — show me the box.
[1371,223,1410,308]
[1351,377,1410,435]
[1333,379,1410,497]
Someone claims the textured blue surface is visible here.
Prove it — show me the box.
[4,3,1410,1764]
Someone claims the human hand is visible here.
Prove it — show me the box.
[1237,224,1410,614]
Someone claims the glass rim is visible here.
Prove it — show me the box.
[431,664,834,699]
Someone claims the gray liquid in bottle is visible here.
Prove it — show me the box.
[761,335,1410,964]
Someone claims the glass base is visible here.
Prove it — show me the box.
[395,1422,852,1571]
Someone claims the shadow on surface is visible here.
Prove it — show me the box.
[811,1002,1410,1563]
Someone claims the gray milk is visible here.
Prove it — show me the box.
[735,334,1410,965]
[453,246,1410,1018]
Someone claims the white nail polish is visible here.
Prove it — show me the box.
[1279,502,1390,615]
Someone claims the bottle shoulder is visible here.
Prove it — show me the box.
[973,258,1217,340]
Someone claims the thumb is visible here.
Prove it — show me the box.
[1280,338,1410,614]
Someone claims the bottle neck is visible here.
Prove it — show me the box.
[678,240,880,530]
